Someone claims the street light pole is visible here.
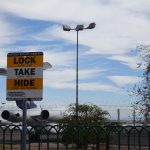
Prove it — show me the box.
[63,23,96,120]
[76,30,79,120]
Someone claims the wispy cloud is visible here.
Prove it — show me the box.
[0,16,18,47]
[108,54,142,70]
[44,50,75,67]
[1,0,150,55]
[79,83,120,92]
[44,68,109,91]
[44,68,102,83]
[108,75,142,86]
[0,51,7,67]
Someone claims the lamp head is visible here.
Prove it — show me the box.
[88,22,96,29]
[75,25,84,31]
[63,25,71,31]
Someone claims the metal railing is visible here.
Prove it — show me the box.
[0,124,150,150]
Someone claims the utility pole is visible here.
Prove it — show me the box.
[117,109,120,122]
[133,108,136,126]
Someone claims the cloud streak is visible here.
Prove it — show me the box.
[108,54,142,70]
[43,68,119,92]
[1,0,150,55]
[108,75,142,86]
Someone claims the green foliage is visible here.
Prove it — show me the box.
[60,103,109,125]
[59,103,112,147]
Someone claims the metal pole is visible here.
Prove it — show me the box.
[22,100,27,150]
[76,31,79,121]
[133,108,136,126]
[133,108,136,148]
[117,109,120,122]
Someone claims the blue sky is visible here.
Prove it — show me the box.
[0,0,149,118]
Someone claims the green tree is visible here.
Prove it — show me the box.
[60,103,109,125]
[132,45,150,123]
[60,103,110,147]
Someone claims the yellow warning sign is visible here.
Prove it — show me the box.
[7,55,43,68]
[7,78,43,90]
[7,52,43,100]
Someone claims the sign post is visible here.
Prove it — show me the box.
[7,52,43,150]
[22,100,27,150]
